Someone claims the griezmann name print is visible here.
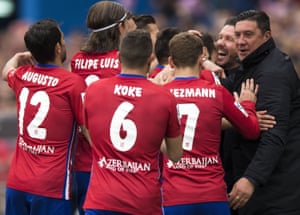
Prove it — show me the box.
[170,87,216,98]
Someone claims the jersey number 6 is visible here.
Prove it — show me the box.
[110,101,137,152]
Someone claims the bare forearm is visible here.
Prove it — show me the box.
[80,125,92,146]
[2,51,34,81]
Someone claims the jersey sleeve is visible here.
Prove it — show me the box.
[83,95,89,130]
[6,68,18,89]
[221,87,260,140]
[200,69,221,85]
[69,75,86,126]
[166,93,181,138]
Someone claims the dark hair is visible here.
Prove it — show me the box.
[154,27,182,65]
[119,30,152,69]
[133,14,156,31]
[24,18,61,64]
[236,10,271,33]
[201,32,216,60]
[82,1,130,53]
[169,32,203,68]
[224,16,237,26]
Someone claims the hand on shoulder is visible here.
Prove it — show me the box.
[150,65,175,85]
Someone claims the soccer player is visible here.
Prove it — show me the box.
[133,14,160,78]
[133,14,159,46]
[70,2,136,214]
[83,30,182,215]
[148,27,182,79]
[162,32,260,215]
[152,29,224,85]
[2,19,88,215]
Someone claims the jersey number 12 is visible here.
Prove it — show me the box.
[19,87,50,140]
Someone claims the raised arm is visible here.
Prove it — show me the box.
[2,51,34,81]
[223,78,260,139]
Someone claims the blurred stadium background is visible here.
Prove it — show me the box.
[1,0,300,213]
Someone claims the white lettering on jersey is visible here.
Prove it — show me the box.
[100,58,119,69]
[74,58,99,69]
[98,156,151,173]
[167,156,219,169]
[177,103,199,151]
[114,84,142,97]
[22,71,59,86]
[74,58,119,70]
[18,137,55,154]
[170,88,216,98]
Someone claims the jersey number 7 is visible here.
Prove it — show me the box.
[177,103,199,151]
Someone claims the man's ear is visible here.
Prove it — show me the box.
[118,22,126,38]
[147,53,155,65]
[264,30,271,41]
[202,46,209,60]
[168,56,175,69]
[198,54,204,67]
[55,42,61,55]
[118,51,121,63]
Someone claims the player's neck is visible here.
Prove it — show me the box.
[42,59,63,68]
[121,67,148,77]
[174,67,199,78]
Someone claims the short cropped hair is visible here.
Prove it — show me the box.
[155,27,182,65]
[169,32,203,68]
[24,19,62,64]
[224,16,237,26]
[201,32,216,60]
[236,10,271,33]
[133,14,156,31]
[119,30,152,69]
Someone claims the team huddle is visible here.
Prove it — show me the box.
[2,1,300,215]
